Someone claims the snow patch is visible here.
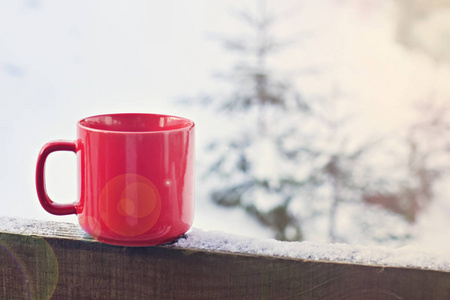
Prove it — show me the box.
[175,228,450,271]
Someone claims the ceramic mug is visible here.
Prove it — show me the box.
[36,113,195,246]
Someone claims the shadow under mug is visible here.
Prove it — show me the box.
[36,113,195,246]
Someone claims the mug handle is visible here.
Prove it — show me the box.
[36,140,78,215]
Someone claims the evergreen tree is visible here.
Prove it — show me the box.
[204,1,311,241]
[196,0,413,243]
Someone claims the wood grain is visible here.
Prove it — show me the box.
[0,219,449,299]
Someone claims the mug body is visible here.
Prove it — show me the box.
[76,113,195,246]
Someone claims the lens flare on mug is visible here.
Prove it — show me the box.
[117,182,158,218]
[99,174,162,237]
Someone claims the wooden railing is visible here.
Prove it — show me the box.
[0,217,449,299]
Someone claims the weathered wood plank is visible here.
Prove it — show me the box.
[0,218,449,299]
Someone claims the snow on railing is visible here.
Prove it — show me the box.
[177,228,450,272]
[1,216,450,299]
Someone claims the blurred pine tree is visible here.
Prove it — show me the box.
[193,0,415,243]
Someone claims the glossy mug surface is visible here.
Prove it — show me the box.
[36,113,195,246]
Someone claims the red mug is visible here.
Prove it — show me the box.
[36,113,195,246]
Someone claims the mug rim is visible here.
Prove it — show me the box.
[77,113,195,134]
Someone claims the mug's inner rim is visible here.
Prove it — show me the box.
[78,113,194,133]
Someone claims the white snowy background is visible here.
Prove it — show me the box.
[2,0,450,250]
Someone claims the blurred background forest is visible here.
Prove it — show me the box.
[2,0,450,248]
